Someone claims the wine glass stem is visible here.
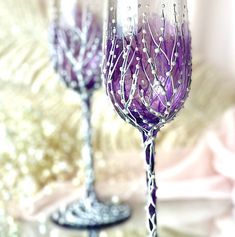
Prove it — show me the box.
[88,230,99,237]
[81,95,96,201]
[143,132,158,237]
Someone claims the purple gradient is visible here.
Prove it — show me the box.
[50,8,102,93]
[103,17,192,132]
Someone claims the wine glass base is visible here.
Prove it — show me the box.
[50,199,131,230]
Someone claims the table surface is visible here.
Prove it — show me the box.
[1,199,234,237]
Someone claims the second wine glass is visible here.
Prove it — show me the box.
[49,0,131,229]
[102,0,192,236]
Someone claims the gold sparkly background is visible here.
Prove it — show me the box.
[1,0,235,208]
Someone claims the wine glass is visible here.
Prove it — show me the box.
[49,0,131,229]
[102,0,192,236]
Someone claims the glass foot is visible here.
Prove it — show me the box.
[51,198,131,229]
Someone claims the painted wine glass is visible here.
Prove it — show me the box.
[102,0,192,236]
[49,0,131,229]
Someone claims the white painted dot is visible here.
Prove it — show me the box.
[143,48,147,53]
[155,48,160,54]
[147,58,152,63]
[159,36,164,42]
[166,71,171,77]
[90,69,96,80]
[70,81,77,88]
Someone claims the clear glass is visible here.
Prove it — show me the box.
[49,0,131,229]
[102,0,192,236]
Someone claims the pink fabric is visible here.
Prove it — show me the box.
[10,107,235,220]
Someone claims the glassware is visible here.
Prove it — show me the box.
[49,0,131,229]
[102,0,192,236]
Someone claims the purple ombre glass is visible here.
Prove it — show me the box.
[49,0,131,229]
[103,3,191,133]
[103,0,192,236]
[50,1,102,94]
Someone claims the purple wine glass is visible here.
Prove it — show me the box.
[49,0,131,229]
[102,0,192,236]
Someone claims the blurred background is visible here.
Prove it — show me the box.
[0,0,235,236]
[189,0,235,77]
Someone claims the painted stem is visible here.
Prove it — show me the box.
[81,95,96,201]
[143,132,158,237]
[89,230,99,237]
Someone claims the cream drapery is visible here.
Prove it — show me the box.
[189,0,235,77]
